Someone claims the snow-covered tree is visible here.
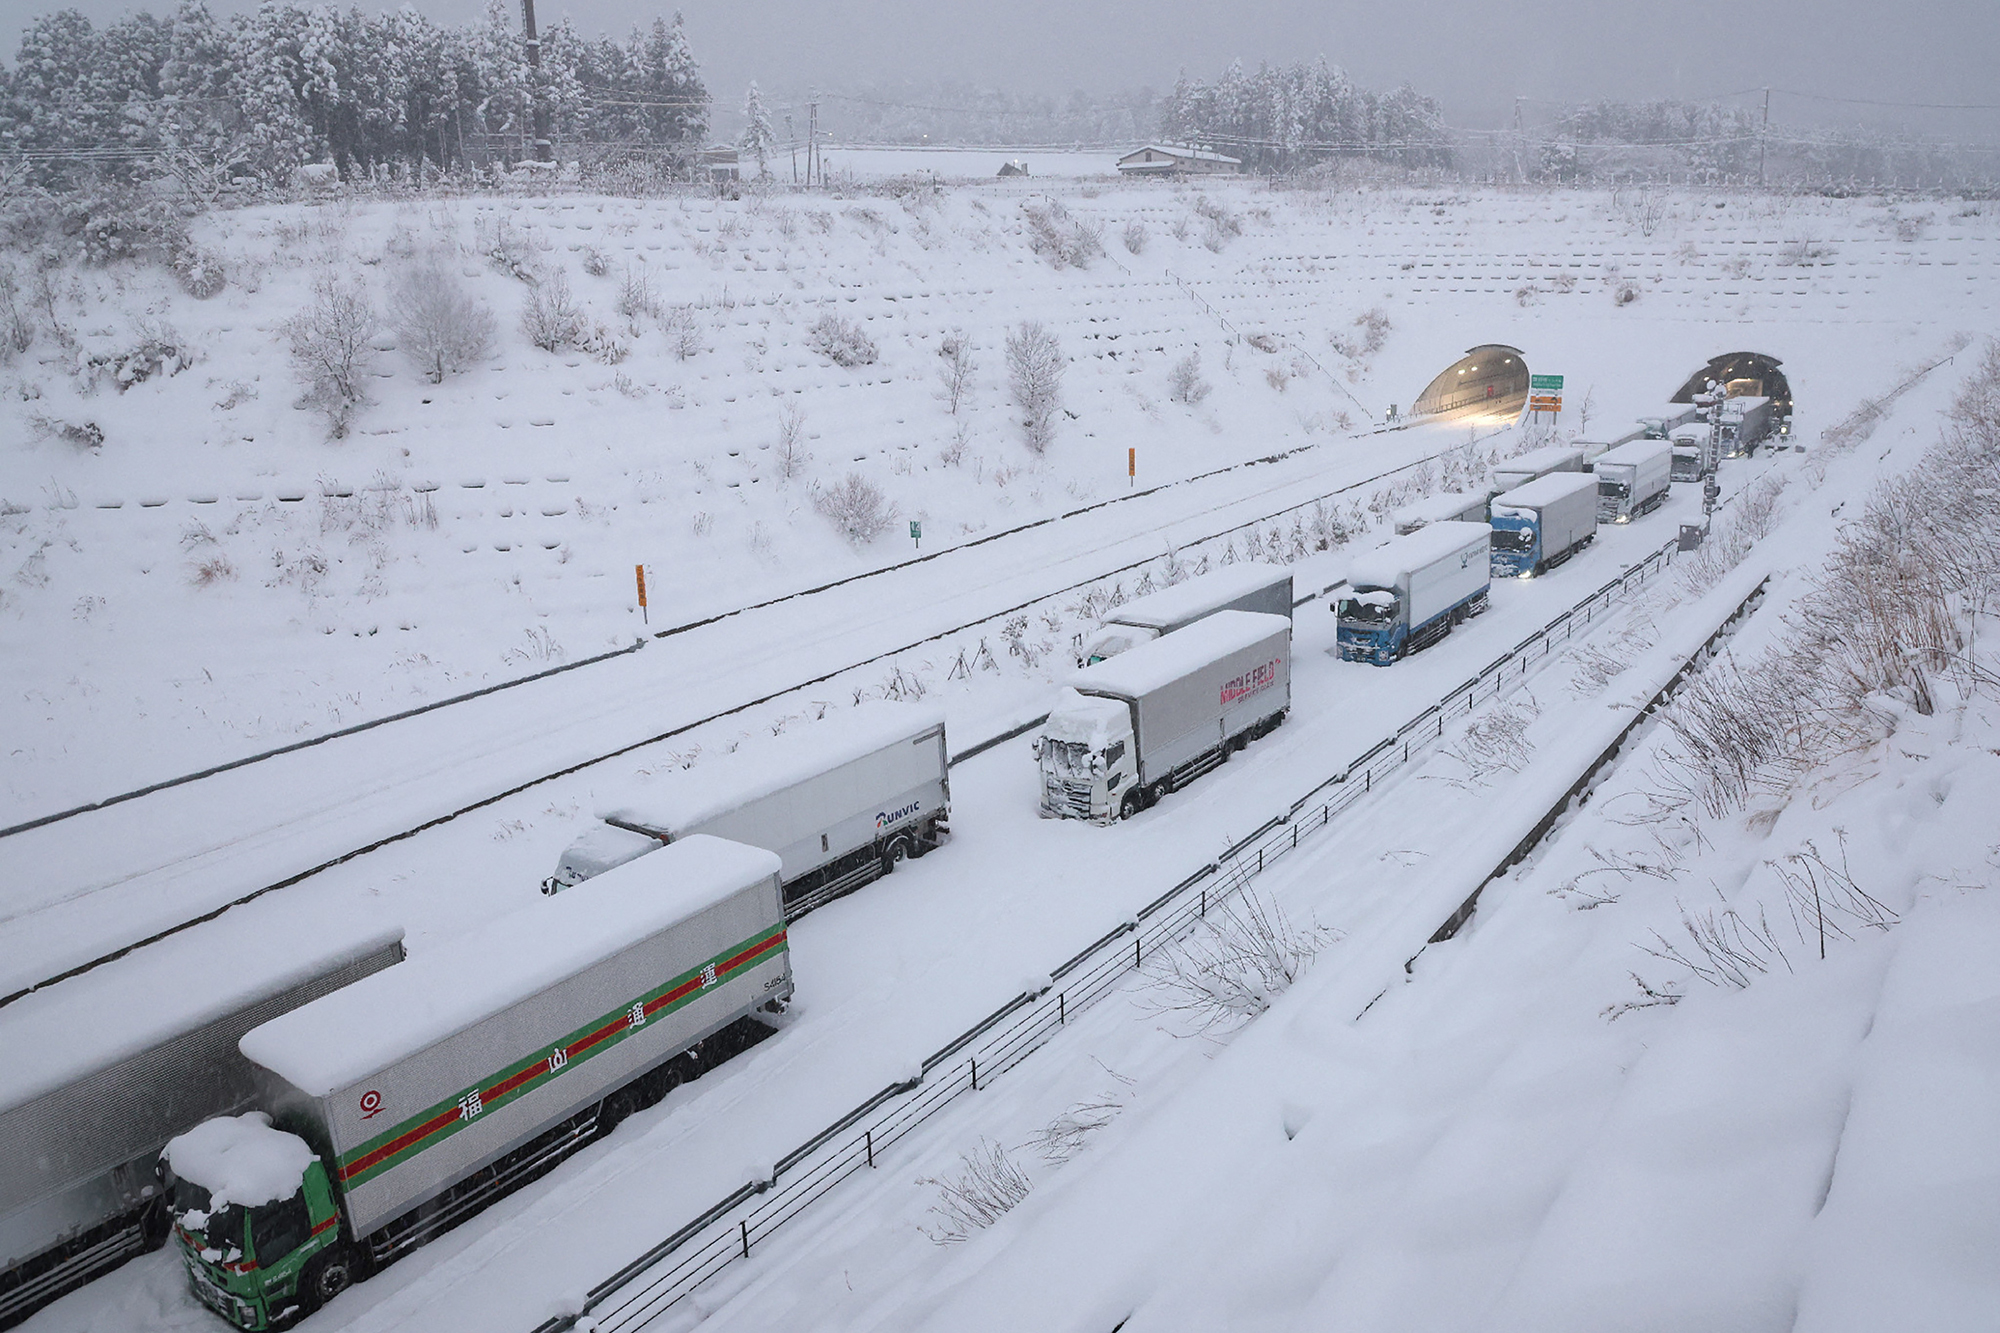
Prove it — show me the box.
[739,81,774,177]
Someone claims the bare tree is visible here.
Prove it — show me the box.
[286,274,376,439]
[1168,350,1211,405]
[520,268,584,353]
[389,264,494,383]
[773,401,811,480]
[938,330,974,414]
[1005,320,1065,454]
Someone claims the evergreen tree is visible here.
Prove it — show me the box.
[739,80,773,176]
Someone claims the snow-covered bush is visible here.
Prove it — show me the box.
[1612,279,1642,306]
[1168,350,1211,405]
[1329,307,1392,360]
[648,302,697,360]
[1021,199,1102,270]
[476,215,536,281]
[286,275,376,439]
[1121,219,1148,254]
[617,265,660,328]
[0,267,30,358]
[1192,195,1242,251]
[520,269,584,353]
[579,245,610,277]
[919,1139,1033,1244]
[28,413,103,451]
[83,323,194,392]
[814,472,891,543]
[1005,320,1065,454]
[389,264,494,383]
[937,330,973,414]
[1143,889,1336,1031]
[173,247,227,299]
[806,312,877,367]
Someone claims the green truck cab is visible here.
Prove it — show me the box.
[163,1115,351,1330]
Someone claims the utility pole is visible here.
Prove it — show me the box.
[1758,87,1770,188]
[519,0,552,162]
[786,113,798,183]
[806,99,819,187]
[1512,96,1525,184]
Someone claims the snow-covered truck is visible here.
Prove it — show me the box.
[165,837,790,1330]
[1035,610,1291,823]
[1592,439,1674,523]
[1076,562,1292,665]
[1391,490,1488,536]
[546,704,948,919]
[1719,395,1775,457]
[1670,431,1705,482]
[0,919,403,1327]
[1488,472,1599,579]
[1488,444,1588,496]
[1334,522,1491,665]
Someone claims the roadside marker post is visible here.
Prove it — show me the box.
[635,563,648,625]
[1128,447,1136,487]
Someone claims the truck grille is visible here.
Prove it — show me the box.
[1060,780,1094,817]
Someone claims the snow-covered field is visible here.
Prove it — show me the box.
[8,179,1999,1333]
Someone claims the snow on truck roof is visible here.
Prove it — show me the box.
[1069,610,1290,699]
[0,908,405,1114]
[603,702,944,833]
[1493,471,1598,509]
[239,836,782,1097]
[1392,491,1484,525]
[1346,522,1489,591]
[164,1112,315,1209]
[1104,562,1291,629]
[1492,444,1586,474]
[1593,438,1673,467]
[1041,689,1131,746]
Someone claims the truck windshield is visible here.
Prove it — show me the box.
[1598,479,1630,499]
[1042,739,1094,779]
[170,1178,245,1252]
[1338,597,1395,625]
[1489,526,1534,552]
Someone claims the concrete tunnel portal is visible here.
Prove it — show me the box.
[1410,345,1530,423]
[1671,352,1791,414]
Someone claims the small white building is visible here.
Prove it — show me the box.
[1116,144,1243,177]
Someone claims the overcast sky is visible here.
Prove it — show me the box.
[2,0,1995,141]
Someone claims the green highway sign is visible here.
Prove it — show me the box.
[909,520,922,540]
[1529,373,1564,393]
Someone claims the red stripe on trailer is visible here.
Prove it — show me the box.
[484,1056,555,1102]
[341,1106,460,1181]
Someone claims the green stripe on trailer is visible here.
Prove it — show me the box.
[339,925,787,1187]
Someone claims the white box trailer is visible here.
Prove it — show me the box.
[1037,610,1291,823]
[548,704,948,918]
[1720,395,1775,456]
[1593,439,1674,523]
[1488,472,1599,578]
[1636,404,1703,439]
[1391,490,1488,536]
[1489,444,1588,496]
[1335,522,1491,666]
[1077,562,1292,665]
[214,837,790,1303]
[0,914,403,1326]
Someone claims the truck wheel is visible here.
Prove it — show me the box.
[1120,790,1143,821]
[880,836,912,876]
[597,1088,641,1139]
[299,1245,358,1315]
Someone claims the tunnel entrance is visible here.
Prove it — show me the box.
[1671,352,1791,414]
[1411,345,1529,423]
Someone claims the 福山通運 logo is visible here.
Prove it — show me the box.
[359,1089,384,1120]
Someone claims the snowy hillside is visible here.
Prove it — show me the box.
[6,181,1990,817]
